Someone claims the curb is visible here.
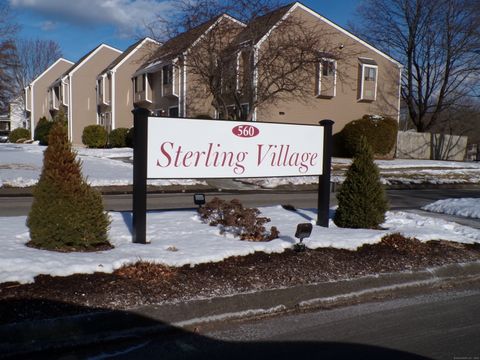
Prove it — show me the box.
[1,261,479,358]
[1,182,480,197]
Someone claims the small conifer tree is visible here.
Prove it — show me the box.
[334,136,388,229]
[27,114,111,251]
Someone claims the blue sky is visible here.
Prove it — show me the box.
[10,0,361,62]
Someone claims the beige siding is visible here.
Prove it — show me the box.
[69,46,121,144]
[113,41,158,129]
[28,59,73,135]
[256,7,401,134]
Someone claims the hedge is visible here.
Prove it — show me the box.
[82,125,108,148]
[8,128,30,143]
[341,115,398,157]
[108,127,129,148]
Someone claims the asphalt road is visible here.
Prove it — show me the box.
[1,187,479,217]
[38,289,480,360]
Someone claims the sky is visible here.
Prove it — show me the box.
[9,0,361,62]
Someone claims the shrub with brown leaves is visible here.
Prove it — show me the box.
[198,198,279,242]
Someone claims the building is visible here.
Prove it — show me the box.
[9,95,28,130]
[49,44,122,144]
[133,14,246,118]
[25,58,74,136]
[97,38,159,132]
[134,2,401,135]
[227,2,402,133]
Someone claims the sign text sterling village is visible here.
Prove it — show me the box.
[132,107,334,244]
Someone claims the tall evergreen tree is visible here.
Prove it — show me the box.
[27,113,111,251]
[334,137,388,229]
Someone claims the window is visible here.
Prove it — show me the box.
[322,60,335,77]
[240,103,249,121]
[358,58,378,101]
[317,59,336,98]
[163,65,172,85]
[364,66,376,81]
[134,75,145,93]
[168,106,179,117]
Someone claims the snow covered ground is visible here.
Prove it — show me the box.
[1,205,479,284]
[0,143,479,285]
[0,143,205,188]
[422,198,480,219]
[1,143,480,188]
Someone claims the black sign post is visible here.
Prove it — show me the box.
[317,119,334,227]
[132,107,150,244]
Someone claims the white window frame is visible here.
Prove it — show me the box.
[172,64,179,97]
[62,80,69,106]
[236,52,241,91]
[359,63,378,101]
[317,58,337,97]
[145,73,152,103]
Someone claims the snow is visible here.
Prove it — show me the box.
[0,206,479,284]
[1,143,480,285]
[2,143,480,188]
[0,143,206,188]
[422,198,480,219]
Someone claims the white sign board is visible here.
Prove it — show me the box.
[147,117,324,179]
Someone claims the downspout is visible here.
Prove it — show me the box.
[28,85,34,140]
[183,54,187,117]
[111,70,116,130]
[68,75,73,142]
[252,45,259,122]
[397,67,402,123]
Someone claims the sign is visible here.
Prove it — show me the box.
[147,117,324,179]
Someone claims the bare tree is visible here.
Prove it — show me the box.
[13,38,62,97]
[0,3,19,113]
[148,0,352,120]
[353,0,480,132]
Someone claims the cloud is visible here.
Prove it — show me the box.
[10,0,175,35]
[39,20,57,31]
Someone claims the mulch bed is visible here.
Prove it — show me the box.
[1,234,479,325]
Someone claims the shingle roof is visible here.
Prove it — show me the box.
[149,16,223,64]
[138,14,244,72]
[233,3,294,46]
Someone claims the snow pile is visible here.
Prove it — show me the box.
[422,198,480,219]
[0,206,478,284]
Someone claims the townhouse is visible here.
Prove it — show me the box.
[96,38,159,132]
[48,44,122,144]
[132,14,246,118]
[24,2,401,146]
[223,2,402,133]
[25,58,74,136]
[133,2,401,135]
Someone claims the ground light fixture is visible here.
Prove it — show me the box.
[294,223,313,252]
[193,193,206,208]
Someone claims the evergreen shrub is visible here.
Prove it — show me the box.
[34,116,53,145]
[341,115,398,157]
[8,128,30,143]
[334,136,388,229]
[82,125,108,148]
[108,127,129,148]
[27,120,111,251]
[198,198,279,241]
